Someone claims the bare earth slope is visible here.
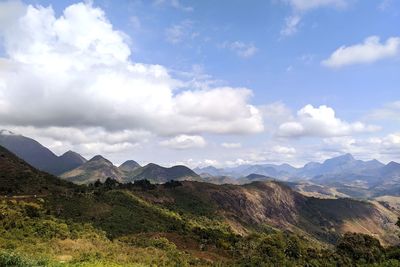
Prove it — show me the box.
[136,181,400,245]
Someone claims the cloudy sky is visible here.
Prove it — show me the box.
[0,0,399,167]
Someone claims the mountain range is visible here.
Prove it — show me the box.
[61,155,200,184]
[0,130,86,175]
[195,153,400,198]
[2,135,400,265]
[0,143,398,246]
[0,130,200,184]
[3,130,400,198]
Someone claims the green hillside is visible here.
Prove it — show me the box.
[2,145,400,266]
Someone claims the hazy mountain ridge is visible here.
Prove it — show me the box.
[195,153,400,198]
[3,131,400,198]
[0,130,87,175]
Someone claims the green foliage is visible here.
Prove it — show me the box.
[0,251,40,267]
[336,232,385,264]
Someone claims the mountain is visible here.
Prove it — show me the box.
[61,157,200,184]
[129,163,202,183]
[245,173,273,181]
[194,165,222,176]
[58,150,87,172]
[0,144,76,195]
[1,143,400,265]
[298,154,384,179]
[378,161,400,179]
[0,130,61,174]
[194,163,298,178]
[119,160,141,173]
[61,155,124,184]
[0,130,86,175]
[135,180,399,245]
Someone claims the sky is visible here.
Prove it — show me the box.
[0,0,400,168]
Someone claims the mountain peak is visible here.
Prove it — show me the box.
[119,160,141,172]
[60,150,87,163]
[387,161,400,168]
[61,150,81,157]
[89,155,111,163]
[324,153,355,164]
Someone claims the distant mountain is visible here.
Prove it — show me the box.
[0,130,86,175]
[61,157,200,184]
[194,166,222,176]
[0,144,75,195]
[61,155,124,184]
[297,154,384,179]
[129,163,202,183]
[236,173,274,184]
[378,161,400,179]
[119,160,141,174]
[194,163,298,179]
[200,175,238,185]
[245,173,273,181]
[58,150,87,172]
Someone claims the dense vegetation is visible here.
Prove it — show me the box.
[1,180,400,266]
[2,145,400,266]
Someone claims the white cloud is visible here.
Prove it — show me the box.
[277,104,379,138]
[280,15,301,36]
[320,134,400,162]
[0,2,263,139]
[271,145,296,155]
[221,41,258,58]
[160,135,206,150]
[322,36,400,68]
[221,142,242,149]
[260,102,293,131]
[0,125,150,157]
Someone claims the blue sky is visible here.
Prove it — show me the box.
[1,0,400,167]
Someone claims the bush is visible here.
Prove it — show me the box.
[0,251,36,267]
[336,232,384,264]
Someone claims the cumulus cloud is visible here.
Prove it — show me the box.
[220,41,258,58]
[277,105,379,138]
[322,36,400,67]
[160,135,206,149]
[0,125,150,157]
[221,142,242,149]
[0,1,263,139]
[321,134,400,161]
